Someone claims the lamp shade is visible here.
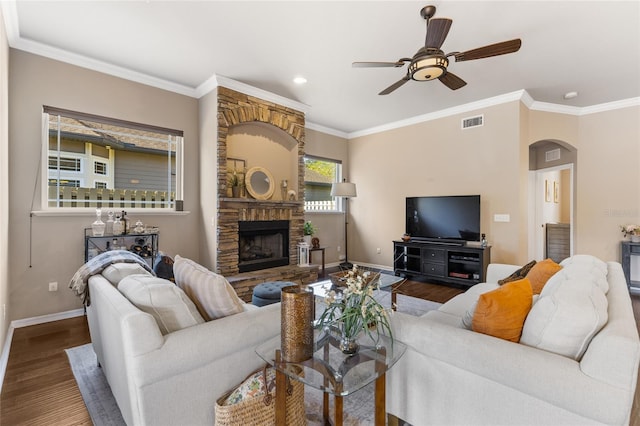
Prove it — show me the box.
[331,182,357,198]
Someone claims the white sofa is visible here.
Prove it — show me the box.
[387,255,640,425]
[86,264,281,425]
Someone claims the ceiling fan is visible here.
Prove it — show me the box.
[353,5,522,95]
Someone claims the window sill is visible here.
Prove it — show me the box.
[31,209,190,217]
[304,211,344,215]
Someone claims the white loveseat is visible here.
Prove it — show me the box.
[85,263,281,425]
[387,255,640,425]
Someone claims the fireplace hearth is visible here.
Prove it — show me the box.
[238,220,289,273]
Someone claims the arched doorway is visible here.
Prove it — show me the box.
[528,140,577,261]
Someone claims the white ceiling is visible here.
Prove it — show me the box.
[2,1,640,135]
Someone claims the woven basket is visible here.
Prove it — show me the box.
[214,365,305,426]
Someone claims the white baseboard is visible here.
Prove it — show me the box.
[0,308,85,394]
[9,308,85,329]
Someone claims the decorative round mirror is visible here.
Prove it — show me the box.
[245,166,275,200]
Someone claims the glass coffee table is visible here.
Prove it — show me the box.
[256,329,406,426]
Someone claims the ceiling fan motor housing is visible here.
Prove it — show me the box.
[409,55,448,81]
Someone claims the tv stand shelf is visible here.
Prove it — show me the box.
[393,240,491,288]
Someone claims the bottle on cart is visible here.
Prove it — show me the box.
[105,210,114,235]
[112,214,124,236]
[121,210,129,234]
[91,208,105,237]
[481,233,488,248]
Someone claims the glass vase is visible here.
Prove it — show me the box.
[339,333,359,355]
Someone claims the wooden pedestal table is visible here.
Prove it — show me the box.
[256,330,406,426]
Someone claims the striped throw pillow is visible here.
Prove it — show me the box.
[173,255,244,321]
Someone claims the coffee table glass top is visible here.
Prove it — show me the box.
[255,329,406,397]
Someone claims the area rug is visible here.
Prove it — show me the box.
[66,295,437,425]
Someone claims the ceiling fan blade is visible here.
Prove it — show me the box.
[439,72,467,90]
[425,18,452,50]
[352,61,406,68]
[379,76,410,95]
[454,39,522,62]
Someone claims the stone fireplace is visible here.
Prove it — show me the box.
[216,87,307,279]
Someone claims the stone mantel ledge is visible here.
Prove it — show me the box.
[219,198,303,208]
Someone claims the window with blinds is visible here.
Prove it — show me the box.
[44,106,183,210]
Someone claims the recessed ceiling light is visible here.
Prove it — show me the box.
[563,91,578,100]
[293,76,307,85]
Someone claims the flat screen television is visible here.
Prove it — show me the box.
[406,195,481,242]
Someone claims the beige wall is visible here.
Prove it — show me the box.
[304,128,349,265]
[346,102,640,268]
[573,107,640,260]
[0,7,9,344]
[8,50,200,321]
[348,101,525,266]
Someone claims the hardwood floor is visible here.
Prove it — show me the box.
[1,282,639,426]
[1,315,92,425]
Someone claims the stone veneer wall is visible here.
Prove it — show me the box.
[216,86,306,276]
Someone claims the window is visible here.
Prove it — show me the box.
[49,156,81,172]
[304,155,342,212]
[48,178,80,188]
[94,161,107,175]
[44,106,183,210]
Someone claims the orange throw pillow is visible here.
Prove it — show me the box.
[472,278,533,342]
[526,258,562,294]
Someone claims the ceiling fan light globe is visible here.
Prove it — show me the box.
[409,56,448,81]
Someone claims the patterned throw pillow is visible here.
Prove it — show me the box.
[173,255,244,321]
[498,260,536,285]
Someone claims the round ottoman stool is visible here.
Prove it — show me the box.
[251,281,296,307]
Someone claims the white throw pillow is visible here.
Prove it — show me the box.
[118,275,205,335]
[102,263,152,286]
[520,276,608,360]
[173,255,244,321]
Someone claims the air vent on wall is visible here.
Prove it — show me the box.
[462,115,484,129]
[545,148,561,162]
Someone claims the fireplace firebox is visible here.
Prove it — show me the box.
[238,220,290,273]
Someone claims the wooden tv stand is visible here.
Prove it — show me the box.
[393,240,491,288]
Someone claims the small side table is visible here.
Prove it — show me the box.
[256,330,405,426]
[309,247,326,276]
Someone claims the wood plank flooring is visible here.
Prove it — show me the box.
[1,282,639,426]
[1,315,92,425]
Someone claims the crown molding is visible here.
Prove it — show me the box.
[196,74,311,115]
[0,0,19,45]
[348,90,526,139]
[528,101,583,115]
[13,37,197,97]
[305,122,348,139]
[579,97,640,115]
[346,91,640,139]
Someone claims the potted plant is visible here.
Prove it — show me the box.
[227,171,244,198]
[303,221,316,245]
[316,265,393,355]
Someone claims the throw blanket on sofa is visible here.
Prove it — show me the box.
[69,250,155,306]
